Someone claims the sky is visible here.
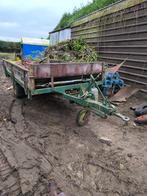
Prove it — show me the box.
[0,0,92,42]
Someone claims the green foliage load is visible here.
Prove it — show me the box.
[55,0,119,30]
[45,38,99,62]
[0,40,20,53]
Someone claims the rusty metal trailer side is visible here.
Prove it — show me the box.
[3,60,29,91]
[3,60,103,92]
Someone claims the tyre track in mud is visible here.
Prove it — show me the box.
[0,94,78,195]
[1,96,146,196]
[0,98,50,195]
[20,95,147,196]
[0,64,147,196]
[0,149,22,196]
[0,93,106,195]
[21,96,104,195]
[10,99,92,195]
[0,64,22,195]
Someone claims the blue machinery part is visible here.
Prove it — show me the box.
[103,72,124,96]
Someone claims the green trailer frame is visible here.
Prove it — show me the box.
[2,59,129,126]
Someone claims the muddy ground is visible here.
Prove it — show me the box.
[0,63,147,196]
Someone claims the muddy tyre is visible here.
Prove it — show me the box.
[76,109,90,126]
[14,82,25,98]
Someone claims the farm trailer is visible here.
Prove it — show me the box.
[2,59,129,126]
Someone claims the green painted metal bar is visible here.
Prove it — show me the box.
[31,75,115,118]
[63,93,116,118]
[31,81,102,96]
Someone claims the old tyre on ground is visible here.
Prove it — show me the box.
[13,82,26,98]
[76,109,91,126]
[135,102,147,116]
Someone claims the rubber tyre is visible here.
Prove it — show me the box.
[14,82,25,98]
[76,109,90,126]
[135,103,147,116]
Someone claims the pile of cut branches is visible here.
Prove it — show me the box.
[45,38,99,63]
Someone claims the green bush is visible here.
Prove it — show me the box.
[55,0,119,30]
[0,40,20,53]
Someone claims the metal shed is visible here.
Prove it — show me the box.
[49,28,71,46]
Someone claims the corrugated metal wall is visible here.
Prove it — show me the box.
[71,0,147,89]
[50,28,71,46]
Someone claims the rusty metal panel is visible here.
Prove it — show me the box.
[71,0,147,89]
[32,63,102,78]
[3,60,28,89]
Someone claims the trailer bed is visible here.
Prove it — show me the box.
[3,60,102,92]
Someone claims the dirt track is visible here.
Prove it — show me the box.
[0,63,147,196]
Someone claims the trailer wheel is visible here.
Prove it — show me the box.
[76,109,90,126]
[13,82,25,98]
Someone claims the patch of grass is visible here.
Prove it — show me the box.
[55,0,119,30]
[0,53,15,60]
